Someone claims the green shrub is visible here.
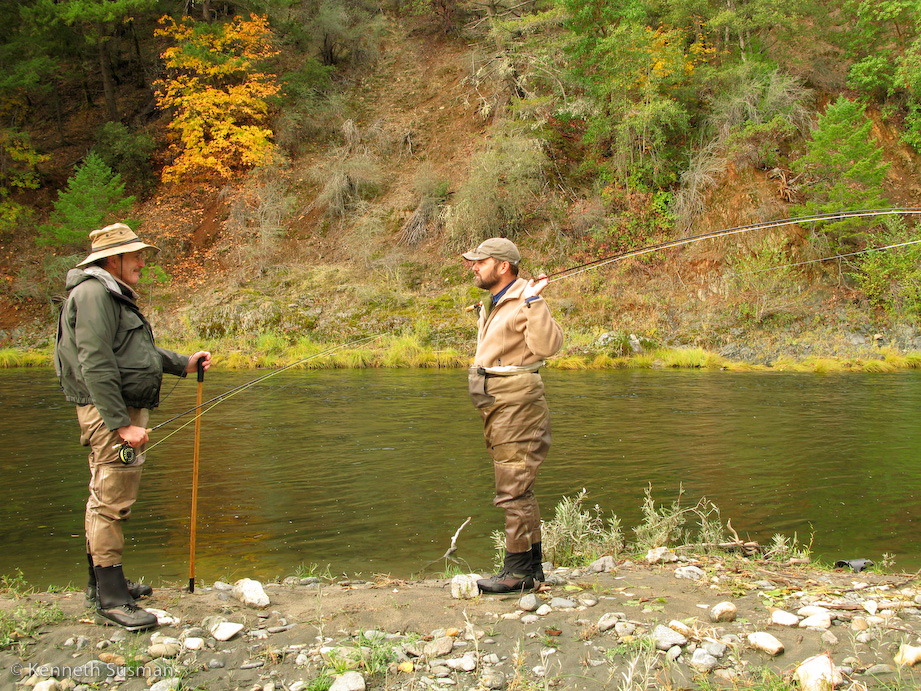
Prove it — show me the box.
[37,152,136,250]
[542,489,623,566]
[93,122,156,197]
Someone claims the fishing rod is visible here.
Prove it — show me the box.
[115,334,380,462]
[544,208,921,284]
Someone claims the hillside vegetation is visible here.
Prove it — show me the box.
[3,0,921,369]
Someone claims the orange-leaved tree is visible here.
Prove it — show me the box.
[154,14,281,182]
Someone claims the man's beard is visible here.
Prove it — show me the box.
[475,270,499,290]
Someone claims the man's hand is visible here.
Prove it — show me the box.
[523,273,549,300]
[185,351,212,374]
[118,424,149,448]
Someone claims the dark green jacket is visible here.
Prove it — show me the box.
[54,267,188,431]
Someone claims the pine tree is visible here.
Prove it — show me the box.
[792,96,889,247]
[38,151,136,249]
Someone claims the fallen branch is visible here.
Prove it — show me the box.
[418,517,472,571]
[441,517,472,560]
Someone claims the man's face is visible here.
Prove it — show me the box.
[106,250,145,287]
[472,257,504,290]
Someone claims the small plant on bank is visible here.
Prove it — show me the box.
[0,569,32,597]
[294,561,332,580]
[0,601,68,651]
[542,489,624,566]
[632,483,688,551]
[764,530,813,563]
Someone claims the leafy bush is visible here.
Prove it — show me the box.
[443,131,547,248]
[853,216,921,319]
[542,489,624,566]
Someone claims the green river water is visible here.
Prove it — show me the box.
[3,367,920,588]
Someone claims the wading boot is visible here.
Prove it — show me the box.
[94,564,158,632]
[531,542,545,583]
[477,550,535,593]
[84,554,153,608]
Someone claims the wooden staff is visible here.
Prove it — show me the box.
[189,357,205,593]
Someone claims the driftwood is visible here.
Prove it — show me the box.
[419,517,472,571]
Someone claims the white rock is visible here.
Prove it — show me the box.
[771,610,801,627]
[33,682,62,691]
[450,574,480,600]
[586,556,617,573]
[183,636,205,650]
[690,649,719,673]
[668,620,693,637]
[446,654,477,672]
[598,612,619,632]
[232,578,270,608]
[614,622,636,636]
[424,636,454,658]
[675,565,706,580]
[150,680,182,691]
[521,614,539,624]
[145,608,180,627]
[652,624,687,650]
[518,594,539,611]
[329,671,366,691]
[863,600,879,615]
[213,580,233,591]
[535,604,552,616]
[793,653,841,691]
[799,613,832,629]
[646,547,678,564]
[894,644,921,666]
[797,605,831,617]
[710,602,737,623]
[747,632,784,656]
[702,638,727,658]
[210,622,244,641]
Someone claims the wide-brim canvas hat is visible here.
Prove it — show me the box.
[462,237,521,265]
[77,223,159,267]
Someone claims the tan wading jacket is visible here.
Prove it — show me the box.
[54,266,189,431]
[474,278,564,368]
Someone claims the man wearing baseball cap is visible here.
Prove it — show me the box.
[463,237,564,592]
[55,223,212,630]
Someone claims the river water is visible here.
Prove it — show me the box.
[3,367,920,588]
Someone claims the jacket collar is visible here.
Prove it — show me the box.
[82,266,139,302]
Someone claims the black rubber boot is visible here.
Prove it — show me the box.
[531,542,545,583]
[85,555,153,608]
[477,550,535,593]
[94,564,158,631]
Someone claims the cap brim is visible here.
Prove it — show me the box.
[77,241,159,267]
[462,251,488,261]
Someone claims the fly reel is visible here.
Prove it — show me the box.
[115,443,137,465]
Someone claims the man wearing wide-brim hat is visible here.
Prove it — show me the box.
[463,237,564,593]
[55,223,212,631]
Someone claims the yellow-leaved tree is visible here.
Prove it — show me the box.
[154,14,280,181]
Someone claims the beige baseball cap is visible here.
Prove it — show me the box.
[462,237,520,265]
[77,223,159,267]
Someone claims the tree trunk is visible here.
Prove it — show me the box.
[96,26,119,121]
[129,21,146,89]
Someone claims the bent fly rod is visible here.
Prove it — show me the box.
[115,334,380,461]
[543,208,921,284]
[463,208,921,312]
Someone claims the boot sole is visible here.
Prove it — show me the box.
[94,611,158,632]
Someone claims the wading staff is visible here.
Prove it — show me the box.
[188,356,205,593]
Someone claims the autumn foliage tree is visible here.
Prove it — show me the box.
[154,14,281,182]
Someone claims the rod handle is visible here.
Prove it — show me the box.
[196,356,205,383]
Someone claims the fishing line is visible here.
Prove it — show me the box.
[117,335,380,460]
[148,334,380,434]
[544,208,921,283]
[730,238,921,277]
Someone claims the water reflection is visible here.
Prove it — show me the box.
[2,367,920,588]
